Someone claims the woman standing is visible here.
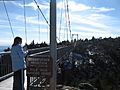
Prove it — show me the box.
[11,37,28,90]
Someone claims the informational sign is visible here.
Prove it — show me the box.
[26,55,52,78]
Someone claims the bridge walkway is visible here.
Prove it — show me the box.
[0,71,27,90]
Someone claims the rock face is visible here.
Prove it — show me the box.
[57,37,120,90]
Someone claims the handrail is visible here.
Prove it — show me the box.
[0,51,12,78]
[0,45,73,82]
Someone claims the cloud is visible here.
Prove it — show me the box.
[26,2,37,10]
[15,15,47,25]
[68,1,91,12]
[68,14,109,31]
[73,26,107,34]
[11,1,49,11]
[57,1,116,38]
[25,2,49,10]
[26,27,49,33]
[0,0,119,45]
[58,3,119,40]
[92,7,115,12]
[57,1,91,12]
[57,1,115,13]
[11,1,24,8]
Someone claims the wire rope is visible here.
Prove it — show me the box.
[3,0,14,38]
[64,0,68,40]
[38,9,41,43]
[66,0,72,40]
[59,0,64,41]
[33,0,49,25]
[23,0,27,44]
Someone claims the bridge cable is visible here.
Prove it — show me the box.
[33,0,49,25]
[38,9,40,43]
[59,0,64,41]
[66,0,72,40]
[23,0,27,44]
[34,0,61,43]
[64,0,68,40]
[3,0,14,38]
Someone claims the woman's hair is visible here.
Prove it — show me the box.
[12,37,22,47]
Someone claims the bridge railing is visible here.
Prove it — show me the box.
[26,45,73,90]
[0,52,12,77]
[0,45,73,84]
[0,47,50,78]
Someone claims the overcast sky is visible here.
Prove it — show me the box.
[0,0,120,46]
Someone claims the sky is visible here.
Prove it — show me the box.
[0,0,120,46]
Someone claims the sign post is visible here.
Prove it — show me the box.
[50,0,57,90]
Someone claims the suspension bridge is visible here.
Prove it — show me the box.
[0,0,78,90]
